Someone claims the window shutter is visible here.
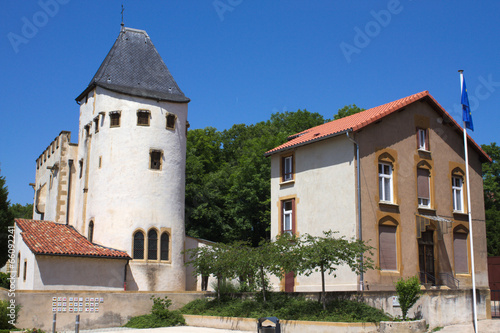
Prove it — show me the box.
[416,128,421,149]
[379,225,397,270]
[291,198,296,234]
[417,169,430,199]
[454,232,468,274]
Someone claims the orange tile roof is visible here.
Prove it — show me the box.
[16,219,130,259]
[265,91,491,162]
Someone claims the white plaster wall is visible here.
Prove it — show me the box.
[74,87,187,291]
[32,256,128,290]
[270,135,359,291]
[14,224,36,290]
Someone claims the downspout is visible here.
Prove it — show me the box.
[124,260,129,291]
[66,160,73,225]
[346,131,363,291]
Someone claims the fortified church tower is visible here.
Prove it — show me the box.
[73,26,190,291]
[24,26,191,291]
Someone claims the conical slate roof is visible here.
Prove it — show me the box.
[76,27,189,103]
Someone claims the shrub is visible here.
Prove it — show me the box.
[124,296,185,328]
[0,273,10,289]
[0,299,19,329]
[395,276,422,320]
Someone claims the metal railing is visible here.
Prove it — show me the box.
[439,273,460,289]
[419,271,436,285]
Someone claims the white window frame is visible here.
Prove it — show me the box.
[378,162,393,203]
[283,156,293,182]
[282,200,293,235]
[452,176,464,212]
[418,128,427,150]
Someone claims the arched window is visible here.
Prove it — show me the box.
[378,217,398,271]
[17,252,21,278]
[148,229,158,260]
[377,151,396,204]
[133,231,145,259]
[160,232,169,261]
[88,220,94,243]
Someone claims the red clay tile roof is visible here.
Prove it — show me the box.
[15,219,131,259]
[265,91,491,163]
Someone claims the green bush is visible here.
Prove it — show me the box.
[180,292,391,323]
[395,276,422,321]
[0,272,10,289]
[0,299,20,329]
[124,296,185,328]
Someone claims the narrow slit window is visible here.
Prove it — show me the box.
[94,116,99,133]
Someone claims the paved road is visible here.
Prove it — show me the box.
[62,319,500,332]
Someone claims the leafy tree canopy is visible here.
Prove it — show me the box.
[482,142,500,256]
[0,171,14,267]
[334,104,365,120]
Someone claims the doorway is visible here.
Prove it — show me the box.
[419,230,435,284]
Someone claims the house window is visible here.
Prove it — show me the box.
[417,128,429,151]
[133,231,145,259]
[94,116,99,133]
[150,150,163,170]
[281,155,294,182]
[160,232,169,261]
[110,112,121,127]
[454,230,468,274]
[378,163,393,202]
[88,221,94,243]
[79,159,83,179]
[137,110,150,126]
[166,113,177,130]
[452,176,464,212]
[379,224,397,271]
[417,168,431,208]
[282,199,295,235]
[23,260,27,281]
[148,229,158,260]
[85,124,90,137]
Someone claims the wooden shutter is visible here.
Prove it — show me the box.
[379,225,397,270]
[417,169,430,199]
[454,232,468,274]
[425,129,430,150]
[291,198,296,234]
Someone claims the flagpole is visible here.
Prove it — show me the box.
[459,69,478,333]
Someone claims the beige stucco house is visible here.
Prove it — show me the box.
[266,91,491,292]
[13,26,208,292]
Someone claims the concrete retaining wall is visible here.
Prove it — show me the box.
[0,289,208,331]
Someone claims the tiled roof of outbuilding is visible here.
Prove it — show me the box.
[76,27,189,103]
[265,91,491,163]
[15,219,130,259]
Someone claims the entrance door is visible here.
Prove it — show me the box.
[418,230,435,284]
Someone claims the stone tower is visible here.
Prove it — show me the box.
[73,26,189,291]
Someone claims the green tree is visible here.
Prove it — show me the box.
[298,231,375,310]
[9,203,33,219]
[334,104,365,120]
[185,109,326,245]
[395,276,422,321]
[0,171,14,267]
[482,142,500,256]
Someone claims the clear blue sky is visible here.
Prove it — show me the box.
[1,0,499,205]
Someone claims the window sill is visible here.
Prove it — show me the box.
[379,201,399,207]
[453,211,468,217]
[417,148,431,154]
[280,180,295,186]
[455,273,470,277]
[417,206,435,213]
[380,270,400,276]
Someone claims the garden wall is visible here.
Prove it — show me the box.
[0,288,491,331]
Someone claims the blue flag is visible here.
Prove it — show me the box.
[461,77,474,131]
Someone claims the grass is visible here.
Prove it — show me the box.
[180,293,392,323]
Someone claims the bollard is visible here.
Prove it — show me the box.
[52,313,56,333]
[75,314,80,333]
